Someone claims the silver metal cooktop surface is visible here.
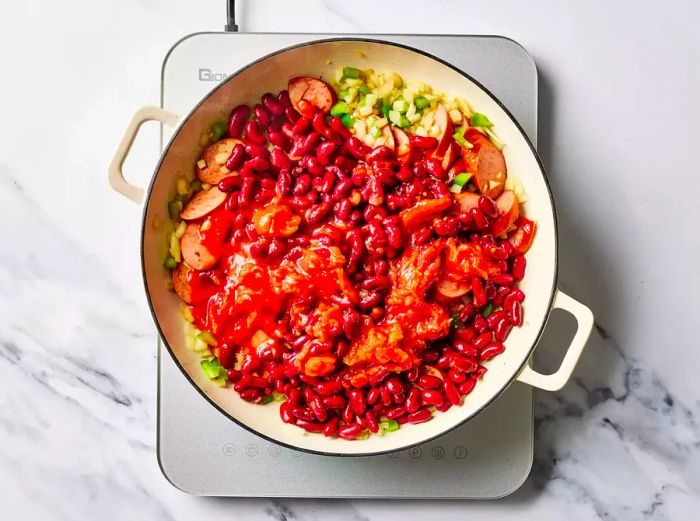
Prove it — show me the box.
[158,32,537,498]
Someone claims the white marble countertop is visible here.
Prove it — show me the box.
[1,0,699,519]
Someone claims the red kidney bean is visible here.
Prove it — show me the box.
[453,341,478,359]
[242,157,271,173]
[472,277,487,307]
[380,387,392,407]
[323,395,346,409]
[225,143,246,171]
[480,342,505,361]
[491,275,514,288]
[508,299,523,326]
[473,314,489,334]
[494,317,512,342]
[241,354,260,374]
[290,132,321,157]
[406,387,422,413]
[262,92,285,116]
[323,416,339,437]
[494,285,511,306]
[332,155,354,173]
[365,411,379,433]
[274,170,292,197]
[421,389,443,407]
[411,135,439,149]
[293,173,312,195]
[285,106,300,124]
[296,419,324,433]
[424,157,445,179]
[280,402,295,423]
[367,387,381,406]
[244,119,266,145]
[458,303,477,323]
[292,117,312,136]
[329,117,352,138]
[307,202,333,225]
[478,196,498,217]
[249,241,268,258]
[341,402,354,425]
[217,175,241,192]
[281,121,296,139]
[406,408,432,424]
[458,379,477,395]
[316,142,337,165]
[267,238,286,258]
[277,89,292,109]
[306,155,324,176]
[473,332,493,349]
[443,379,462,406]
[316,381,343,396]
[253,103,271,127]
[346,389,366,416]
[359,291,382,310]
[239,388,263,403]
[227,104,250,138]
[486,309,507,331]
[436,401,452,413]
[417,374,442,389]
[345,229,364,273]
[338,423,363,440]
[346,136,370,159]
[451,356,478,373]
[245,143,270,160]
[512,255,526,280]
[308,394,328,422]
[311,112,327,134]
[268,131,290,149]
[334,198,351,220]
[385,377,404,397]
[448,368,467,384]
[331,176,353,202]
[292,407,317,422]
[469,207,489,230]
[386,406,407,420]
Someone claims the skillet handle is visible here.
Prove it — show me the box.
[515,290,594,391]
[108,106,180,203]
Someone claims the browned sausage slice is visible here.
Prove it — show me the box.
[392,127,412,163]
[491,190,520,236]
[463,128,507,198]
[171,262,194,304]
[454,192,480,213]
[180,223,219,270]
[288,77,336,115]
[180,187,227,221]
[196,138,242,185]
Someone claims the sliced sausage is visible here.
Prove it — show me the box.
[432,104,454,160]
[180,187,227,221]
[382,125,395,151]
[400,197,452,229]
[288,77,336,115]
[180,223,219,270]
[435,278,471,299]
[490,190,520,236]
[440,142,460,171]
[171,262,194,304]
[392,127,412,163]
[462,128,507,198]
[196,138,242,185]
[454,192,480,213]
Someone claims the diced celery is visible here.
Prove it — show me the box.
[414,96,430,109]
[163,256,176,269]
[194,336,209,353]
[168,199,183,220]
[453,172,473,186]
[366,115,377,127]
[398,115,410,128]
[388,110,401,126]
[196,159,207,169]
[407,112,421,124]
[381,100,391,118]
[449,109,463,124]
[380,420,400,432]
[370,126,382,139]
[406,103,417,119]
[341,113,355,128]
[392,99,409,113]
[375,117,388,128]
[209,121,227,141]
[484,127,505,150]
[169,233,181,262]
[470,112,493,127]
[450,313,464,328]
[482,302,494,318]
[330,102,350,117]
[358,105,373,117]
[196,331,218,346]
[342,66,361,80]
[261,394,274,405]
[190,179,203,193]
[344,87,358,104]
[212,376,228,388]
[174,221,186,240]
[180,305,194,323]
[176,177,189,196]
[272,391,287,402]
[364,93,378,108]
[200,359,225,380]
[356,429,370,440]
[453,127,473,148]
[358,85,371,95]
[449,183,463,194]
[339,89,349,99]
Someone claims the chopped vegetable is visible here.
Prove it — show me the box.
[330,102,351,117]
[453,172,473,186]
[482,302,494,318]
[168,200,183,220]
[414,96,430,109]
[341,113,355,128]
[341,66,361,80]
[209,121,227,141]
[380,420,400,432]
[453,127,473,148]
[381,100,391,118]
[261,394,274,404]
[163,256,177,269]
[470,112,493,128]
[196,159,207,169]
[196,331,218,346]
[358,85,371,95]
[200,358,226,380]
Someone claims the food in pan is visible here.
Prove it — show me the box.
[163,66,536,439]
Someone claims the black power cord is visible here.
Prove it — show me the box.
[225,0,238,32]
